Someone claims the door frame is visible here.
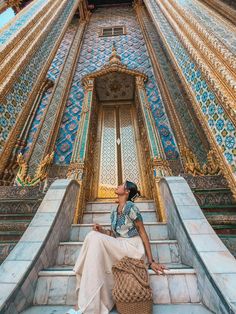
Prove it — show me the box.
[68,47,171,222]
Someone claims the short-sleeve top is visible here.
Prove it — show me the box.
[110,201,143,238]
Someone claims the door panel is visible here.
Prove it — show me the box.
[119,107,141,188]
[98,108,118,198]
[97,105,142,198]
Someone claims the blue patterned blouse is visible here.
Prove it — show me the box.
[110,201,143,238]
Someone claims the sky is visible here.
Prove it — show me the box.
[0,8,15,29]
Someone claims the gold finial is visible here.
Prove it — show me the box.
[109,43,121,65]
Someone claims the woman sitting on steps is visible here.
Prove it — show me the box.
[70,180,166,314]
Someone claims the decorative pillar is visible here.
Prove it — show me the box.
[134,1,189,152]
[136,76,171,221]
[67,78,94,223]
[199,0,236,26]
[0,78,54,185]
[0,0,82,181]
[27,18,88,176]
[144,0,236,200]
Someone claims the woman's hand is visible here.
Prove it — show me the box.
[150,262,167,275]
[93,223,104,233]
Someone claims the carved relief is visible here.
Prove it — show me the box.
[14,152,54,186]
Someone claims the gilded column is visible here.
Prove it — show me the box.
[136,76,171,221]
[27,17,88,176]
[0,0,82,181]
[144,0,236,199]
[67,78,94,223]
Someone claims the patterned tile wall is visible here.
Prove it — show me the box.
[0,0,48,46]
[176,0,236,54]
[146,0,236,174]
[54,6,179,164]
[0,0,77,153]
[23,21,78,157]
[142,7,209,164]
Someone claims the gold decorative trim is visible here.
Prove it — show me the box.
[180,145,221,176]
[157,0,236,126]
[144,0,236,200]
[0,0,80,177]
[42,20,87,159]
[199,0,236,28]
[134,2,189,154]
[14,151,54,186]
[82,44,147,83]
[0,0,71,100]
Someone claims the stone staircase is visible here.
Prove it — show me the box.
[184,174,236,258]
[0,186,44,264]
[193,187,236,257]
[21,199,213,314]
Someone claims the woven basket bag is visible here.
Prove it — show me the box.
[112,256,153,314]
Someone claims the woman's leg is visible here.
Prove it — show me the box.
[73,231,145,314]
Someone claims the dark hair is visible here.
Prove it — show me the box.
[124,180,141,202]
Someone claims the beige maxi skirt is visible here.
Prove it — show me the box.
[73,230,145,314]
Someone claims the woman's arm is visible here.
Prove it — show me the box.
[135,220,166,274]
[93,223,115,237]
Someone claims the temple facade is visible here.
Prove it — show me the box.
[0,0,236,313]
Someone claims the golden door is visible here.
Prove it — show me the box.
[97,104,143,198]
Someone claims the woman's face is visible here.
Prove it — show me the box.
[115,182,128,196]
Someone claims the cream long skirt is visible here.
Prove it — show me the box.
[73,230,145,314]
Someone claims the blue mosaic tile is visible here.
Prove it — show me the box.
[0,0,77,152]
[0,0,47,45]
[146,0,236,173]
[54,6,179,164]
[176,0,236,54]
[23,22,77,157]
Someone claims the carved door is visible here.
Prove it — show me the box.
[97,104,143,198]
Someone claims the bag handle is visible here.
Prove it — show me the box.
[113,265,150,287]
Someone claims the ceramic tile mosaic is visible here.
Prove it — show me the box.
[141,7,209,164]
[176,0,236,54]
[23,22,78,157]
[0,0,48,46]
[54,6,179,164]
[0,0,77,153]
[146,0,236,174]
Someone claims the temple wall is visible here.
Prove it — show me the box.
[175,0,236,54]
[22,21,78,158]
[145,0,236,179]
[139,6,210,164]
[0,0,80,177]
[54,5,179,165]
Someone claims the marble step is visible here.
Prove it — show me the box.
[21,304,213,314]
[212,225,236,235]
[0,219,30,231]
[0,230,24,241]
[70,222,168,241]
[86,200,156,212]
[0,213,35,220]
[82,209,157,224]
[56,240,181,266]
[0,241,17,262]
[33,268,200,305]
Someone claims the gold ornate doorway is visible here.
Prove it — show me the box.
[69,46,170,222]
[95,103,144,198]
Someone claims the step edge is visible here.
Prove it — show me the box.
[72,222,167,227]
[59,240,178,245]
[38,268,196,276]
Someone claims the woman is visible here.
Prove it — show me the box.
[72,180,166,314]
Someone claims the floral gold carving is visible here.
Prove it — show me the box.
[14,152,54,186]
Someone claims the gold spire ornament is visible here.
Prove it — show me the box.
[109,43,122,65]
